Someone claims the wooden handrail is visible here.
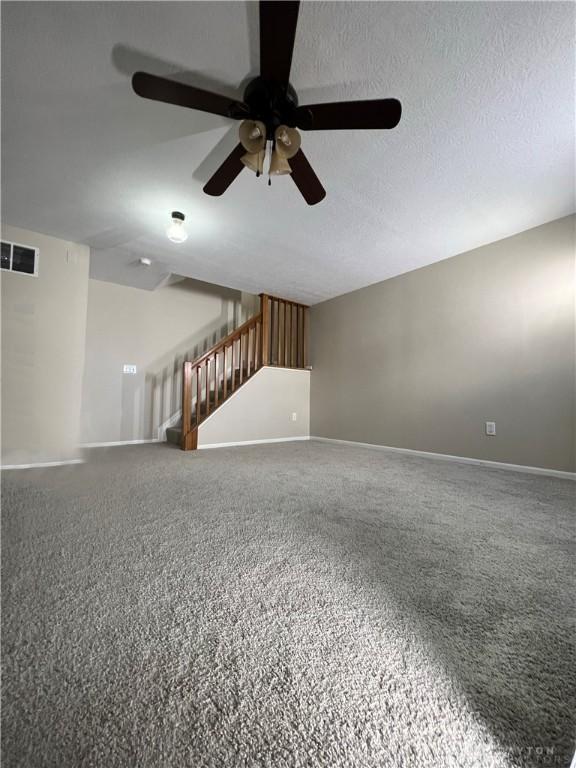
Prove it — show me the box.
[259,292,309,309]
[189,313,262,370]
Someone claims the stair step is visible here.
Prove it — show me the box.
[166,426,182,445]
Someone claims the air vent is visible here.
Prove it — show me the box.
[1,240,38,276]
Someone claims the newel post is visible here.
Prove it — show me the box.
[260,294,270,366]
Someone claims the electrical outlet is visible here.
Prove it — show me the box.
[485,421,496,436]
[123,364,137,375]
[291,412,297,422]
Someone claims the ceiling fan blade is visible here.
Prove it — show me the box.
[288,149,326,206]
[259,1,300,84]
[203,143,246,196]
[132,72,250,119]
[294,98,402,130]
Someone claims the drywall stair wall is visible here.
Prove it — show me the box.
[194,366,310,448]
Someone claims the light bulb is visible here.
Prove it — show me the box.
[277,128,291,146]
[166,211,188,243]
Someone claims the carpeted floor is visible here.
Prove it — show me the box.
[2,441,575,768]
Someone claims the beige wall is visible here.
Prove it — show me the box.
[81,278,257,444]
[198,367,310,447]
[310,216,576,472]
[1,225,90,465]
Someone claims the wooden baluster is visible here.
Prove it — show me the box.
[268,300,273,365]
[251,324,256,374]
[278,302,285,367]
[247,329,251,378]
[205,358,210,416]
[239,332,244,384]
[301,305,305,367]
[285,306,288,367]
[277,301,282,365]
[269,300,274,365]
[277,304,281,367]
[246,330,250,377]
[295,304,299,366]
[214,351,219,408]
[284,302,290,367]
[261,294,270,366]
[299,305,303,367]
[303,307,309,368]
[270,299,278,365]
[245,328,250,378]
[223,345,228,400]
[232,338,236,391]
[288,304,294,368]
[292,306,296,368]
[196,365,201,424]
[236,336,240,387]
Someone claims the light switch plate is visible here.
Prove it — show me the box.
[486,421,496,436]
[123,364,137,375]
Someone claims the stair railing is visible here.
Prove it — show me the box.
[181,294,310,450]
[181,313,262,450]
[259,294,309,369]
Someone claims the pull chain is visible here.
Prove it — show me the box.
[268,138,274,187]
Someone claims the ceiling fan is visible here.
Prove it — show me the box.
[132,1,401,205]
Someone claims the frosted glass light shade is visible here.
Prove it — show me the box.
[167,212,188,243]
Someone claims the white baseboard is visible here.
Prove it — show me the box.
[1,458,85,470]
[80,438,163,448]
[198,436,310,450]
[310,437,576,480]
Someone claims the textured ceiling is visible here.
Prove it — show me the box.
[2,1,574,304]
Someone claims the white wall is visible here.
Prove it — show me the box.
[1,225,90,465]
[81,278,258,444]
[311,216,575,472]
[198,367,310,447]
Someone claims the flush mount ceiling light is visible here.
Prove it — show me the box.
[166,211,188,243]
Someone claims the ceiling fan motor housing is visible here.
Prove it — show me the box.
[242,76,300,138]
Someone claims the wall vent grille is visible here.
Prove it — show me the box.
[1,240,38,276]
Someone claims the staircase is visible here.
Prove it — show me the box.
[172,294,309,450]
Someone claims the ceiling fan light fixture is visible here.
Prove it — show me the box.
[269,149,292,176]
[274,125,301,159]
[239,120,267,154]
[166,211,188,243]
[241,149,266,175]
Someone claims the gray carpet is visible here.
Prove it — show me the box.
[2,441,575,768]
